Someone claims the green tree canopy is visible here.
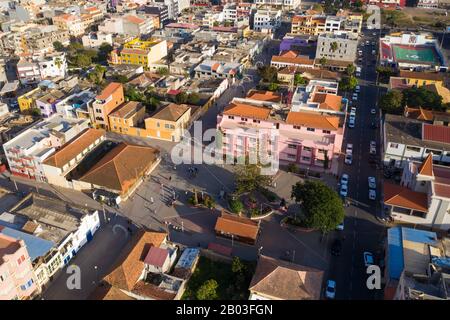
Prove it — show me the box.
[187,92,200,105]
[125,86,144,102]
[339,76,358,91]
[175,92,188,104]
[257,65,278,83]
[97,42,113,62]
[330,41,338,52]
[231,257,245,274]
[268,82,279,91]
[294,74,308,86]
[291,180,344,233]
[87,65,107,84]
[319,57,327,65]
[235,164,271,194]
[345,64,356,76]
[53,41,65,52]
[157,67,169,76]
[379,90,404,114]
[402,86,443,111]
[74,54,92,68]
[196,279,219,300]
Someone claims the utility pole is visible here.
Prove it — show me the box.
[13,179,18,192]
[102,203,106,224]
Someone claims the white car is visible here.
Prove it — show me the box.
[341,174,349,185]
[368,176,376,189]
[371,108,376,115]
[366,40,370,45]
[364,252,374,267]
[340,184,348,197]
[356,72,361,77]
[348,118,355,128]
[325,280,336,299]
[352,93,358,100]
[345,154,353,165]
[369,189,376,200]
[346,143,353,155]
[336,221,344,231]
[355,85,360,92]
[350,107,356,116]
[372,50,376,55]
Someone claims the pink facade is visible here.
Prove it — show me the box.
[0,234,39,300]
[217,106,344,174]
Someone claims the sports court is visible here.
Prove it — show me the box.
[392,44,441,64]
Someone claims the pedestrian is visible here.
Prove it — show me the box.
[169,176,172,181]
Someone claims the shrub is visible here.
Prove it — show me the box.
[287,163,298,173]
[188,195,198,206]
[259,188,277,202]
[229,198,243,213]
[204,195,216,209]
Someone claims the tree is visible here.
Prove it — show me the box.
[229,198,244,213]
[268,82,279,91]
[112,74,128,83]
[87,65,107,84]
[257,65,278,83]
[319,57,327,65]
[339,76,358,91]
[312,3,323,12]
[379,90,404,114]
[330,41,338,52]
[68,42,84,53]
[175,92,188,104]
[231,257,245,274]
[157,67,169,76]
[353,0,363,9]
[125,86,144,102]
[74,54,92,68]
[294,74,308,86]
[402,87,443,111]
[53,41,65,52]
[345,64,356,77]
[98,42,113,62]
[196,279,218,300]
[187,92,200,105]
[291,180,344,233]
[235,164,271,194]
[54,57,63,70]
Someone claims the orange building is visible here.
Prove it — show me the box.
[90,83,125,130]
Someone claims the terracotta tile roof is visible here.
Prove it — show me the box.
[422,123,450,144]
[272,55,314,66]
[79,142,160,194]
[399,70,445,82]
[215,211,259,241]
[383,182,428,212]
[103,230,167,291]
[124,15,145,24]
[223,102,271,120]
[389,77,411,90]
[280,50,299,58]
[96,82,123,100]
[144,246,168,267]
[132,280,177,300]
[418,153,434,177]
[286,111,340,131]
[151,103,190,122]
[292,15,305,23]
[311,93,342,111]
[404,106,434,121]
[109,101,143,119]
[89,282,135,300]
[246,90,282,103]
[43,129,105,169]
[249,255,324,300]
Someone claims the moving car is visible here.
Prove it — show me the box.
[340,184,348,197]
[341,174,349,185]
[368,176,376,189]
[346,143,353,154]
[371,108,376,115]
[331,239,342,256]
[369,189,376,200]
[364,252,374,267]
[325,280,336,299]
[345,154,353,165]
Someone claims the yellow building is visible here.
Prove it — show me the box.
[144,104,191,142]
[108,101,146,136]
[399,71,445,87]
[18,88,41,113]
[110,38,168,70]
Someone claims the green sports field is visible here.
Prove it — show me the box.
[393,45,440,64]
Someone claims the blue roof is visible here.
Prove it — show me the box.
[387,227,438,280]
[387,227,404,280]
[0,227,55,261]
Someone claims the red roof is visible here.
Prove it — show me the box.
[144,246,169,268]
[208,242,232,256]
[423,123,450,144]
[167,89,181,95]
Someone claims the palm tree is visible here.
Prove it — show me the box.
[54,57,63,70]
[330,42,338,52]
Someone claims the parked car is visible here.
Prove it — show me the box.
[352,94,358,101]
[368,176,376,189]
[370,141,376,154]
[350,107,357,116]
[346,143,353,155]
[336,221,344,231]
[355,85,360,92]
[331,239,342,256]
[340,184,348,197]
[371,108,376,115]
[371,122,378,129]
[348,117,355,128]
[325,280,336,299]
[369,189,376,200]
[341,174,349,185]
[364,252,374,267]
[345,154,353,165]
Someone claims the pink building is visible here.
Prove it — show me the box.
[0,234,39,300]
[217,90,345,174]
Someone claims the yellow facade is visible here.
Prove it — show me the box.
[18,88,40,113]
[109,106,146,136]
[114,38,167,70]
[404,77,443,87]
[144,109,191,142]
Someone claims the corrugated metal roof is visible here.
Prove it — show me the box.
[387,227,404,280]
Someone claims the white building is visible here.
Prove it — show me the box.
[417,0,439,8]
[38,53,67,79]
[82,32,113,48]
[0,102,9,118]
[384,153,450,230]
[253,10,281,33]
[254,0,301,9]
[16,61,40,85]
[55,90,95,119]
[3,115,89,182]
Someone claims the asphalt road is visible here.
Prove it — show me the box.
[327,29,387,300]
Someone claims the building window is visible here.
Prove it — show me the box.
[157,122,160,128]
[306,127,315,132]
[406,145,421,153]
[322,130,331,134]
[303,146,312,152]
[425,149,442,155]
[240,117,248,121]
[390,143,399,149]
[302,156,311,162]
[228,116,234,120]
[287,154,296,160]
[17,255,25,265]
[288,144,297,149]
[293,125,301,130]
[253,119,260,123]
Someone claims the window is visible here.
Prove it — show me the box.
[303,146,312,152]
[307,127,315,132]
[322,130,331,134]
[156,122,160,128]
[17,255,25,265]
[302,156,311,162]
[253,119,260,123]
[426,149,442,155]
[390,143,399,149]
[0,274,4,282]
[293,125,301,130]
[406,145,421,152]
[228,115,234,120]
[288,144,297,149]
[287,154,296,160]
[240,117,248,122]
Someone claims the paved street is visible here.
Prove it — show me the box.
[327,29,387,300]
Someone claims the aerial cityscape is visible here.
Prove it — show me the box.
[0,0,449,303]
